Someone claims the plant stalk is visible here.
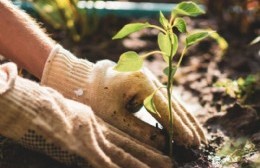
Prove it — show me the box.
[140,50,164,59]
[167,59,174,157]
[177,47,186,68]
[149,25,166,34]
[167,31,175,158]
[169,12,176,26]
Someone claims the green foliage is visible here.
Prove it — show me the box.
[214,79,239,98]
[112,23,151,40]
[143,91,161,117]
[163,66,177,80]
[114,51,143,72]
[112,1,215,157]
[170,33,179,58]
[209,31,228,52]
[216,138,259,167]
[186,31,213,47]
[158,32,172,60]
[214,74,259,102]
[172,1,205,17]
[159,12,169,29]
[173,17,187,33]
[28,0,99,42]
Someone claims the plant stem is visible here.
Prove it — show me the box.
[148,25,166,34]
[177,47,186,68]
[167,31,175,158]
[140,50,164,59]
[167,58,174,157]
[169,13,176,26]
[166,48,187,157]
[166,47,186,157]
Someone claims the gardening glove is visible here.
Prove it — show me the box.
[41,45,207,149]
[0,62,172,168]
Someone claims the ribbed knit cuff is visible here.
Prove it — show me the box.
[41,45,94,104]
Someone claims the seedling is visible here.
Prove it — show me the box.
[113,1,214,156]
[216,137,259,167]
[214,74,259,103]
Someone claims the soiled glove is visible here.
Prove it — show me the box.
[42,45,207,149]
[0,62,172,168]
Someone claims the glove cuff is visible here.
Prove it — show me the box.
[41,45,94,104]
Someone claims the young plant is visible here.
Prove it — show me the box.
[112,1,213,156]
[214,74,259,103]
[216,137,259,167]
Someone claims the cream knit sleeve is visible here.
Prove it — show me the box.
[41,45,94,104]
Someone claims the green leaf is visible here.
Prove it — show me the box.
[214,79,239,98]
[163,66,177,80]
[172,1,205,17]
[159,11,169,29]
[158,32,178,62]
[186,31,213,47]
[144,92,161,117]
[158,32,171,62]
[216,138,256,166]
[209,31,228,51]
[173,17,187,33]
[112,23,150,39]
[114,51,143,72]
[170,33,178,57]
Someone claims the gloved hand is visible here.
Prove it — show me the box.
[42,45,207,149]
[0,62,172,168]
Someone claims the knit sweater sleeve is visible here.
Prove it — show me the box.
[41,45,94,104]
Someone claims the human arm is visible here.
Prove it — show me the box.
[0,0,55,78]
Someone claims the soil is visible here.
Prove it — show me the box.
[0,2,259,168]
